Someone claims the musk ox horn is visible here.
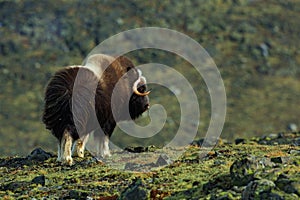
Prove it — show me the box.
[133,69,150,96]
[133,81,150,96]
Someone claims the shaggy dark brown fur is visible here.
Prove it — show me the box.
[42,54,149,165]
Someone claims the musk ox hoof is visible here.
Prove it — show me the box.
[96,151,111,159]
[104,153,112,158]
[102,150,112,158]
[76,143,85,158]
[62,156,73,166]
[75,139,85,158]
[56,157,61,162]
[77,150,84,158]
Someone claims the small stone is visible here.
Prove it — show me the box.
[211,191,236,200]
[27,148,53,162]
[289,181,300,196]
[124,162,142,171]
[232,186,245,193]
[287,123,298,132]
[3,181,29,192]
[235,138,245,145]
[293,138,300,146]
[145,145,157,152]
[56,185,63,190]
[230,156,274,186]
[203,137,223,147]
[268,133,279,139]
[259,43,269,57]
[260,193,284,200]
[258,140,268,145]
[275,175,300,195]
[271,157,291,164]
[119,178,148,200]
[213,160,226,166]
[124,146,146,153]
[242,179,276,199]
[277,132,284,138]
[289,150,300,155]
[191,137,223,147]
[31,175,45,186]
[191,138,204,146]
[156,154,172,166]
[69,190,89,199]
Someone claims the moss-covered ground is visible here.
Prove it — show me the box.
[1,132,299,199]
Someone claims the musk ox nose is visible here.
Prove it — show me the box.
[145,103,150,110]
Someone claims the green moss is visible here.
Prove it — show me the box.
[1,142,299,198]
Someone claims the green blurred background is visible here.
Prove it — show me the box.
[0,0,299,156]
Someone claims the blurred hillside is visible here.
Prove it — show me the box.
[0,0,299,156]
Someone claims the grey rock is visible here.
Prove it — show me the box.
[191,138,204,146]
[275,174,300,195]
[124,162,143,171]
[294,137,300,146]
[289,150,300,155]
[27,148,53,162]
[230,156,275,186]
[69,190,89,199]
[156,154,172,166]
[287,123,298,132]
[192,136,222,147]
[3,181,30,192]
[124,146,147,153]
[213,160,226,166]
[119,178,148,200]
[260,193,284,200]
[235,138,245,145]
[211,190,236,200]
[289,182,300,196]
[31,175,45,186]
[271,156,292,164]
[124,162,156,172]
[268,133,279,139]
[242,179,276,200]
[259,43,269,57]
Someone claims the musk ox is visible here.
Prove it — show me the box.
[42,54,150,165]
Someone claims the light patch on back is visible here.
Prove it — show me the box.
[83,54,116,79]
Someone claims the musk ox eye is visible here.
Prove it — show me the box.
[127,67,132,72]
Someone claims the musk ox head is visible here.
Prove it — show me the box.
[128,70,150,120]
[85,54,150,122]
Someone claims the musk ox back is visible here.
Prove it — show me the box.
[42,54,150,165]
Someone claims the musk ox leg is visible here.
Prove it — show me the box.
[76,134,89,158]
[57,143,62,162]
[95,131,111,158]
[61,128,74,165]
[102,134,111,158]
[70,134,89,158]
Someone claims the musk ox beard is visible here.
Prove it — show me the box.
[42,54,150,165]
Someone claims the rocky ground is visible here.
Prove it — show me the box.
[0,131,299,199]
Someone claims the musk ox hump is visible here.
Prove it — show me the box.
[83,54,116,78]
